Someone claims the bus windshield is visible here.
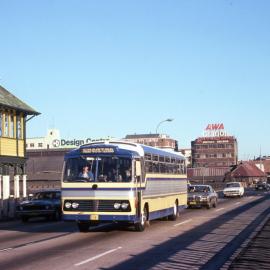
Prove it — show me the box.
[64,156,132,183]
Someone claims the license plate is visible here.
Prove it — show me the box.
[189,202,196,205]
[90,214,99,221]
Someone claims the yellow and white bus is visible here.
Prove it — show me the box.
[61,141,187,232]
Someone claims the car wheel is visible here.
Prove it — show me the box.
[212,199,217,208]
[21,216,29,222]
[53,211,61,221]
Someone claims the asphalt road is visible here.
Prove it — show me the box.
[0,190,269,270]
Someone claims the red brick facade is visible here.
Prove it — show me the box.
[191,136,238,168]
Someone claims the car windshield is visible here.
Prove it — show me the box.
[189,186,210,193]
[31,192,54,200]
[226,183,240,188]
[64,156,132,183]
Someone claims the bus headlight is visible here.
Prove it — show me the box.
[114,202,121,210]
[72,202,79,209]
[65,202,72,209]
[121,202,129,210]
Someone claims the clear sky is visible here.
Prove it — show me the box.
[0,0,269,160]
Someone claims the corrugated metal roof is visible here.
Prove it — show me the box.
[0,85,40,115]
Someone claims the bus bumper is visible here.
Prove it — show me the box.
[62,213,138,223]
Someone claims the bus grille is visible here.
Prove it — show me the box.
[63,200,131,212]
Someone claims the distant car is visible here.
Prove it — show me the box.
[255,182,270,191]
[188,184,218,209]
[16,190,61,222]
[223,182,244,197]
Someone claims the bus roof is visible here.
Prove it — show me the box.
[65,140,185,160]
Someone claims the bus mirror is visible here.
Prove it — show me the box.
[135,161,141,177]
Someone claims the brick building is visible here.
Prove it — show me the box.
[124,134,178,151]
[191,136,238,168]
[188,124,238,185]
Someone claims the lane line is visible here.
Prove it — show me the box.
[75,246,122,266]
[174,219,192,227]
[234,202,241,205]
[215,207,225,212]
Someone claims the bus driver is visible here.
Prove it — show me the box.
[79,165,94,181]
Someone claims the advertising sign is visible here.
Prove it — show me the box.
[204,123,228,137]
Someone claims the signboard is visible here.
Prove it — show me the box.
[52,138,91,148]
[204,123,228,137]
[52,137,112,148]
[80,147,115,154]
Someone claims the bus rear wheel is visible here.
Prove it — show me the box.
[135,206,148,232]
[168,201,178,221]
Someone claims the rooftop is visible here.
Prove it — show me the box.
[0,85,40,115]
[228,161,266,178]
[125,133,170,139]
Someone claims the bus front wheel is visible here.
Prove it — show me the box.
[135,206,148,232]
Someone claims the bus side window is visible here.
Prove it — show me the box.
[135,160,142,182]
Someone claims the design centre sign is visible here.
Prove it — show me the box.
[52,138,92,148]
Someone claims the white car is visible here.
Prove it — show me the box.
[223,182,244,197]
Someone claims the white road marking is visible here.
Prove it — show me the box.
[0,248,13,252]
[174,219,192,227]
[75,246,122,266]
[234,202,241,205]
[215,207,225,212]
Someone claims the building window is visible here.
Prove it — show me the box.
[17,116,22,139]
[30,143,35,148]
[10,114,15,138]
[38,143,43,148]
[4,113,9,137]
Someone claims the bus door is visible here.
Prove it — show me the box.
[135,159,143,218]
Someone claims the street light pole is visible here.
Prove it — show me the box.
[155,118,174,134]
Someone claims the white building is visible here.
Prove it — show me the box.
[179,148,192,167]
[26,129,114,150]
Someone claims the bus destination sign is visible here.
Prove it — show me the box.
[81,147,115,154]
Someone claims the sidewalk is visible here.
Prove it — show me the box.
[229,216,270,269]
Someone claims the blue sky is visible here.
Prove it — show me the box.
[0,0,269,159]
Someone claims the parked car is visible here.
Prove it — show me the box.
[188,184,218,209]
[16,190,61,222]
[223,182,244,197]
[255,182,270,191]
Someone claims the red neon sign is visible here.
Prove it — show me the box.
[205,123,224,131]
